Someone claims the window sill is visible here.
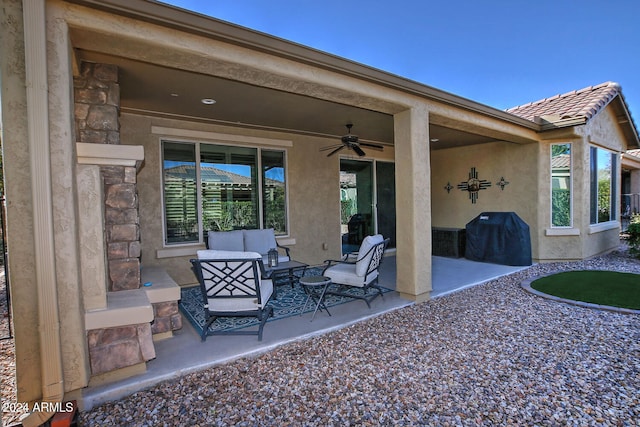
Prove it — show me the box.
[589,221,620,235]
[277,237,296,246]
[156,244,205,259]
[545,228,580,236]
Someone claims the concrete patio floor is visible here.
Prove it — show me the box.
[77,255,529,410]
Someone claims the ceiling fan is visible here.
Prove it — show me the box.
[320,124,384,157]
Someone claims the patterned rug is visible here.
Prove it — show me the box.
[179,266,392,336]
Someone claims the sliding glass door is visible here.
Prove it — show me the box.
[376,161,396,248]
[339,159,396,254]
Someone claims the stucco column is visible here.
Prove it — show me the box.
[46,1,93,392]
[394,107,432,302]
[77,164,108,311]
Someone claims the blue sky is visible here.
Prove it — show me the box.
[162,0,640,125]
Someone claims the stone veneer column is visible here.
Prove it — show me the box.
[75,62,141,291]
[103,166,141,291]
[75,62,154,377]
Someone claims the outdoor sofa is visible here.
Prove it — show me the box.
[207,228,290,265]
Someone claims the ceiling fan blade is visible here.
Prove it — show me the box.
[359,142,384,151]
[327,145,345,157]
[352,145,366,157]
[320,144,344,152]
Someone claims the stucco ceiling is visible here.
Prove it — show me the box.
[75,49,497,150]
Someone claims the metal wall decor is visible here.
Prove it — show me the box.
[444,182,454,193]
[496,176,510,190]
[457,167,491,203]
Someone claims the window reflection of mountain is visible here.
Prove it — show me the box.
[165,165,284,187]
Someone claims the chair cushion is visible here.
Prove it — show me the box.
[244,229,277,255]
[208,279,273,312]
[207,230,244,252]
[355,234,384,276]
[324,263,378,288]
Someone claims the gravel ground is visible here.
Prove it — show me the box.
[77,249,640,426]
[3,251,640,426]
[1,267,21,427]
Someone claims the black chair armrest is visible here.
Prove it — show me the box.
[257,260,272,279]
[277,243,291,257]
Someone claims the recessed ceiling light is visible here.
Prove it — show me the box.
[430,138,440,143]
[201,98,216,105]
[170,93,179,97]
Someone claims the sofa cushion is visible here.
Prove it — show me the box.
[243,228,277,255]
[355,234,384,276]
[197,250,261,260]
[207,230,244,252]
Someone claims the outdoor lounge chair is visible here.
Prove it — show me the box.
[190,250,274,341]
[322,235,390,308]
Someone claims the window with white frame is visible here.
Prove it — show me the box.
[589,146,617,224]
[162,140,287,244]
[551,143,572,227]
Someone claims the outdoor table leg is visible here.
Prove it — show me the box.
[299,276,332,321]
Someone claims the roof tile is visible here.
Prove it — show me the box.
[506,81,621,122]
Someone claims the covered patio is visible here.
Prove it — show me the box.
[9,1,637,418]
[78,255,528,410]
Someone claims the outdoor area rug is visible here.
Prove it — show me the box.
[179,266,392,336]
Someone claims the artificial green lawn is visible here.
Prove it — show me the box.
[531,270,640,310]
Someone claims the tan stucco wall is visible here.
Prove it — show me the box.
[535,138,584,261]
[394,107,432,301]
[430,141,539,258]
[123,113,395,286]
[430,106,629,263]
[580,108,626,258]
[536,107,626,261]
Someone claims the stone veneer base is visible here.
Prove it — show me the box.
[87,323,156,376]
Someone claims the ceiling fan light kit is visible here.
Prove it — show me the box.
[320,123,384,157]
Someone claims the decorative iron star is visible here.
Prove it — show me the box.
[444,182,453,193]
[496,176,510,190]
[457,167,491,203]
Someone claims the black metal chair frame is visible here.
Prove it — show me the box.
[190,258,274,341]
[322,238,390,308]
